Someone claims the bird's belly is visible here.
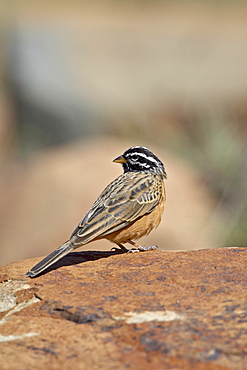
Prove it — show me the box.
[106,196,165,244]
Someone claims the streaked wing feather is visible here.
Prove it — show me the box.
[71,172,161,246]
[99,201,153,237]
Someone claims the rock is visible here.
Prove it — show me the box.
[0,247,246,369]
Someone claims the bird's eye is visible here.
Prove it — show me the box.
[131,155,138,161]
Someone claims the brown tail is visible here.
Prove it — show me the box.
[25,241,73,278]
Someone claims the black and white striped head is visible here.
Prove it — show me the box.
[113,146,167,177]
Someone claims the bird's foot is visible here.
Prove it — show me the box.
[126,240,159,253]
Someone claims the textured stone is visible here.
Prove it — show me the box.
[0,247,247,369]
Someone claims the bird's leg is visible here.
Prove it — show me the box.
[111,243,128,252]
[126,240,158,253]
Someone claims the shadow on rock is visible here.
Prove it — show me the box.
[34,248,127,277]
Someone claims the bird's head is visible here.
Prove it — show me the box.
[113,146,167,178]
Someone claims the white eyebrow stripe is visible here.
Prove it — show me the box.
[130,152,159,164]
[146,155,159,163]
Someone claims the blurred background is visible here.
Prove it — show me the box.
[0,0,246,267]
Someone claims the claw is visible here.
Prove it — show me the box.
[127,245,159,253]
[127,248,140,253]
[138,245,158,251]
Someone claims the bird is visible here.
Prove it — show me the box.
[25,146,167,277]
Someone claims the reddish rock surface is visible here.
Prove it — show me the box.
[1,247,247,369]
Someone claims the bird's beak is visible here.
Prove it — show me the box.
[113,155,127,164]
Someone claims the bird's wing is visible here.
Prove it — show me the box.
[70,172,163,246]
